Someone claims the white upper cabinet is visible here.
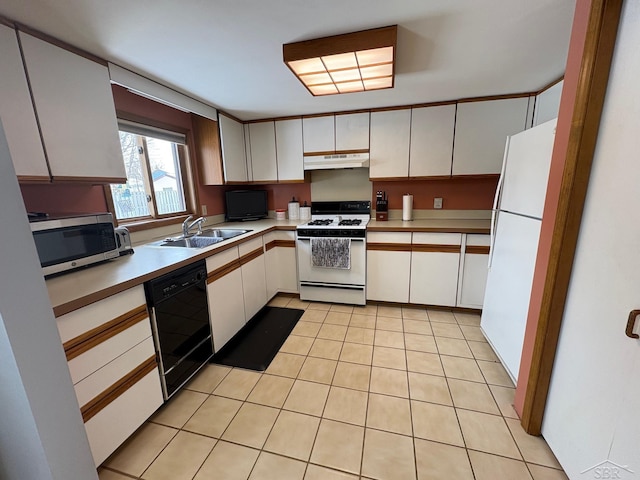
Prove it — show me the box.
[0,25,48,180]
[409,104,456,177]
[303,116,334,153]
[452,97,530,176]
[19,32,125,181]
[335,112,370,151]
[534,80,563,126]
[248,121,277,182]
[275,119,304,181]
[219,114,248,182]
[369,109,411,178]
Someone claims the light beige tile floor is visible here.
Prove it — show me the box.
[99,295,567,480]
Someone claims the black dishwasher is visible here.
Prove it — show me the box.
[145,260,213,400]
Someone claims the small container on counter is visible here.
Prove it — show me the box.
[288,197,300,220]
[299,201,311,221]
[275,209,286,220]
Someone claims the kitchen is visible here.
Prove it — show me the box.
[0,1,633,480]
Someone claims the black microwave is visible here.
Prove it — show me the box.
[30,213,119,276]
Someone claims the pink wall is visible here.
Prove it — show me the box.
[514,0,590,414]
[20,183,108,214]
[199,183,312,215]
[372,177,497,210]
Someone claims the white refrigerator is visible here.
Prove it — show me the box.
[480,118,557,383]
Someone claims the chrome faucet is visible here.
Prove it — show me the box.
[182,215,206,237]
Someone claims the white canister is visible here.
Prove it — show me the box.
[275,209,286,220]
[402,194,413,221]
[299,206,311,221]
[288,197,300,220]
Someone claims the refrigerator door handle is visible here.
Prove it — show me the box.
[489,138,510,269]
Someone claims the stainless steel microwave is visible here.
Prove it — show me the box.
[30,213,120,276]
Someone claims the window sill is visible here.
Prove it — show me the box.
[117,215,192,233]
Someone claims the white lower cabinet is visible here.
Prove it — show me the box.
[457,234,490,308]
[206,247,246,352]
[239,237,268,320]
[409,233,462,307]
[366,232,412,303]
[264,231,298,298]
[55,285,163,467]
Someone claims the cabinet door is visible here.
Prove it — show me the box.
[239,237,267,321]
[303,116,334,153]
[219,114,248,182]
[192,115,224,185]
[265,231,298,296]
[248,121,277,182]
[366,232,412,303]
[457,234,490,308]
[533,80,563,126]
[335,112,370,151]
[242,255,267,320]
[0,25,48,180]
[410,233,462,307]
[275,119,304,181]
[19,33,125,182]
[452,97,530,176]
[207,268,245,352]
[409,105,455,177]
[369,109,411,178]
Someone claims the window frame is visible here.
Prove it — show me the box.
[104,113,200,231]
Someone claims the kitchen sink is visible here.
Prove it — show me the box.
[197,228,252,239]
[154,228,252,248]
[159,236,224,248]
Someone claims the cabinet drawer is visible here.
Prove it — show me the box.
[367,231,412,245]
[56,286,146,342]
[74,336,156,407]
[206,246,239,272]
[67,314,152,385]
[238,236,264,256]
[84,368,163,466]
[412,232,462,245]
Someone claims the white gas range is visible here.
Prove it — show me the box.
[296,201,371,305]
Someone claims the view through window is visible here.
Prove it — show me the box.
[110,129,188,221]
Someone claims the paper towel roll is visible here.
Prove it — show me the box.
[402,194,413,221]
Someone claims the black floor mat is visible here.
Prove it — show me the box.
[211,306,304,371]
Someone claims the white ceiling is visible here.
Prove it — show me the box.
[0,0,576,121]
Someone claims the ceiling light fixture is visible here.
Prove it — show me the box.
[283,25,397,96]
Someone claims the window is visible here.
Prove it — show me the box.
[110,121,191,221]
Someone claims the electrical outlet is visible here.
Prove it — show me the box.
[201,205,208,215]
[434,197,443,209]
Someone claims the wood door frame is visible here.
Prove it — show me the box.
[521,0,624,434]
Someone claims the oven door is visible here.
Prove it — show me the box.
[296,236,366,285]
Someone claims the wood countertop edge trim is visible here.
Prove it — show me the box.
[367,226,490,234]
[51,226,279,317]
[50,222,486,317]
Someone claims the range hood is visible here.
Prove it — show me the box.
[303,152,370,170]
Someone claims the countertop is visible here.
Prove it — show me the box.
[46,217,491,317]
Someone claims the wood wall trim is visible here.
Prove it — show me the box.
[51,176,127,184]
[265,239,296,251]
[63,305,148,361]
[80,355,157,423]
[412,244,461,253]
[304,149,369,157]
[367,226,491,234]
[366,243,412,252]
[457,92,533,104]
[218,110,243,124]
[239,247,264,266]
[207,259,241,284]
[465,245,490,255]
[0,15,15,28]
[536,76,565,96]
[521,0,623,435]
[17,175,51,183]
[192,114,224,185]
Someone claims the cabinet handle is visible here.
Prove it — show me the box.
[625,310,640,339]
